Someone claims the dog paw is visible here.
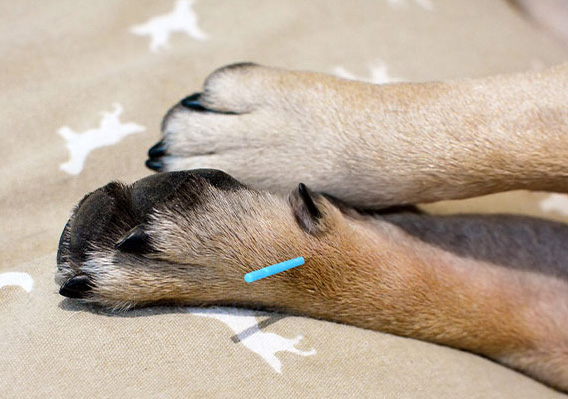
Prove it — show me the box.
[56,169,339,310]
[147,63,358,198]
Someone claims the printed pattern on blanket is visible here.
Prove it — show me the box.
[1,0,567,397]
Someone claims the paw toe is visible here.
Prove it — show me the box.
[200,62,267,114]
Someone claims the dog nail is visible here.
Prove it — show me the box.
[148,141,167,158]
[181,93,207,111]
[59,275,92,299]
[115,226,152,254]
[145,159,163,171]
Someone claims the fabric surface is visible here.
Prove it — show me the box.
[1,0,567,397]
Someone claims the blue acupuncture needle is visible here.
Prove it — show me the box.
[244,257,305,283]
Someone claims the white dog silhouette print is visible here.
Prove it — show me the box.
[189,308,316,373]
[541,194,568,216]
[130,0,208,53]
[333,62,404,85]
[387,0,433,11]
[58,103,145,175]
[0,272,34,293]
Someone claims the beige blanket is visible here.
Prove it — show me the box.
[2,0,568,397]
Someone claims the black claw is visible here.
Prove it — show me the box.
[59,275,92,299]
[115,226,152,254]
[148,141,167,158]
[298,183,322,219]
[181,93,207,111]
[145,159,163,172]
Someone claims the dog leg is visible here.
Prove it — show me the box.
[152,63,568,208]
[57,170,568,391]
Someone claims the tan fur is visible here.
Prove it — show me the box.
[57,178,568,391]
[59,64,568,392]
[160,63,568,208]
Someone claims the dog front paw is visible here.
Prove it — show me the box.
[56,169,341,310]
[147,63,354,197]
